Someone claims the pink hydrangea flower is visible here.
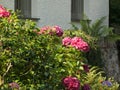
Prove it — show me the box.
[9,82,19,90]
[62,37,72,46]
[38,26,51,34]
[71,37,89,52]
[62,76,80,90]
[62,36,90,52]
[54,25,63,37]
[75,41,90,52]
[38,25,63,37]
[0,5,10,17]
[71,37,83,47]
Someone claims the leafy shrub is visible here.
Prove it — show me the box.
[71,16,120,68]
[0,5,119,90]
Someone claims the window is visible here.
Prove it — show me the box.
[15,0,31,18]
[71,0,83,21]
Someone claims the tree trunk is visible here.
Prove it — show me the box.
[101,41,120,82]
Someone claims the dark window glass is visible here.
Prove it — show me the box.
[15,0,31,18]
[71,0,83,21]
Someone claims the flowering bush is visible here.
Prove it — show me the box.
[0,5,119,90]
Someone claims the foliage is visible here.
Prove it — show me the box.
[0,5,119,90]
[72,16,120,42]
[84,67,119,90]
[80,17,120,42]
[71,16,120,67]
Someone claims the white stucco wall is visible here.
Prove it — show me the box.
[84,0,109,26]
[0,0,14,10]
[32,0,71,29]
[0,0,109,29]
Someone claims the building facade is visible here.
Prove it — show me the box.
[0,0,109,29]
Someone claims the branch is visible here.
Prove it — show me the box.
[3,62,12,77]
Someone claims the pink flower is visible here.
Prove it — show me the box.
[62,37,72,46]
[0,5,10,17]
[62,36,90,52]
[62,76,80,90]
[38,25,63,36]
[54,25,63,37]
[38,26,51,34]
[71,37,90,52]
[75,41,90,52]
[71,37,83,47]
[9,82,19,89]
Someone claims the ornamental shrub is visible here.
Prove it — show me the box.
[0,5,119,90]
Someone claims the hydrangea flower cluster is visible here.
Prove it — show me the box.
[101,81,112,87]
[62,76,80,90]
[0,5,10,17]
[37,25,63,37]
[62,37,90,52]
[9,82,19,90]
[62,76,92,90]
